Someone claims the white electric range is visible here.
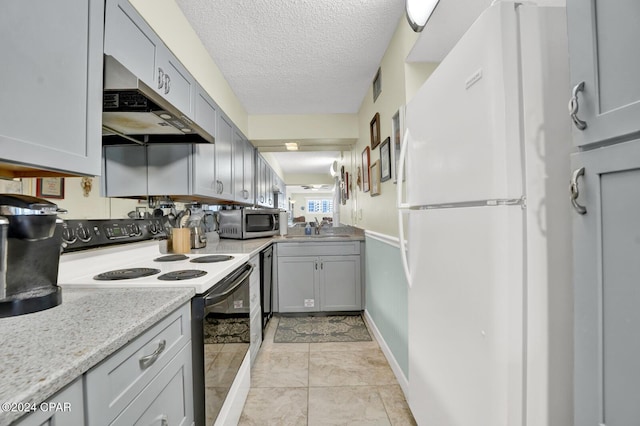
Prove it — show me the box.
[57,219,253,426]
[57,219,249,293]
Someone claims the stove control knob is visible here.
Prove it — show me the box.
[76,226,91,243]
[148,223,158,234]
[61,227,77,244]
[131,223,141,236]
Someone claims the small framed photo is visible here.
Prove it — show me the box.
[370,160,381,196]
[362,147,371,192]
[36,177,65,199]
[380,137,391,182]
[372,67,382,102]
[370,112,381,149]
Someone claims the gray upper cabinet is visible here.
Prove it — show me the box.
[103,145,148,197]
[194,84,217,138]
[567,0,640,147]
[0,0,104,176]
[215,114,235,201]
[104,0,159,88]
[147,144,193,196]
[234,130,254,204]
[104,0,194,119]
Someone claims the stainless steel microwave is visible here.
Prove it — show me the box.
[217,208,280,239]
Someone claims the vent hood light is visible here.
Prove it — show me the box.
[285,142,299,151]
[406,0,440,32]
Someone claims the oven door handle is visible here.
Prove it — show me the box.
[204,263,254,307]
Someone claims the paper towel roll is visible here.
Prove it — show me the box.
[279,211,288,236]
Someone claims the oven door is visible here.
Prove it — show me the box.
[191,262,253,426]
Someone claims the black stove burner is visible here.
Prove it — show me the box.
[94,268,161,281]
[157,269,208,281]
[190,255,234,263]
[154,254,189,262]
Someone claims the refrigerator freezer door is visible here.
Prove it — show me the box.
[405,2,523,207]
[407,206,524,426]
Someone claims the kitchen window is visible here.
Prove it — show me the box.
[307,199,333,214]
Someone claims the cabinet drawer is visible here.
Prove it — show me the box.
[277,241,360,256]
[111,342,194,426]
[14,378,84,426]
[85,303,191,425]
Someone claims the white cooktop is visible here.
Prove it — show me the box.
[58,242,250,294]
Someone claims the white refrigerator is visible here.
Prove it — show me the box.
[398,2,573,425]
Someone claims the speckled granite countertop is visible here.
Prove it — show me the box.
[191,236,274,257]
[0,287,194,425]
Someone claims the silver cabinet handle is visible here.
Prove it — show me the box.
[139,339,166,370]
[216,180,223,194]
[164,74,171,94]
[157,67,165,90]
[568,81,587,130]
[570,167,587,215]
[242,189,249,199]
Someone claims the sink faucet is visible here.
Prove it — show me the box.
[314,218,321,235]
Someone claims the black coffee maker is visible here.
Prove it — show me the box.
[0,194,64,317]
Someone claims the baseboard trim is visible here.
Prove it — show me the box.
[363,309,409,398]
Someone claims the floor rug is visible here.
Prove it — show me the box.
[204,316,250,344]
[274,314,372,343]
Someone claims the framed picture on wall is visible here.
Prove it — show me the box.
[380,137,391,182]
[370,160,381,196]
[370,112,381,149]
[36,177,65,199]
[362,146,371,192]
[391,106,406,184]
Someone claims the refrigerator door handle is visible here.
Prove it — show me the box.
[397,128,412,286]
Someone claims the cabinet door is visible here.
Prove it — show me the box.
[103,145,147,197]
[192,144,216,197]
[277,256,319,312]
[256,156,266,206]
[104,0,159,88]
[0,0,103,176]
[14,379,84,426]
[571,140,640,425]
[215,115,235,200]
[156,48,195,118]
[233,129,246,203]
[567,0,640,146]
[194,84,217,139]
[111,342,194,426]
[147,144,192,196]
[320,256,362,311]
[243,139,255,205]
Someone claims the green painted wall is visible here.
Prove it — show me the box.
[365,235,409,377]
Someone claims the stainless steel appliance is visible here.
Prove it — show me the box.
[0,194,64,317]
[191,262,252,426]
[217,208,280,239]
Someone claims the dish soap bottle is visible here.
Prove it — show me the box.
[305,223,311,235]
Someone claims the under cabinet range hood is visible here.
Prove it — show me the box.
[102,55,214,144]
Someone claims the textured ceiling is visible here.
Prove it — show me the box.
[175,0,405,115]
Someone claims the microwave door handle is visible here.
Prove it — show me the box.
[203,264,254,307]
[273,214,278,231]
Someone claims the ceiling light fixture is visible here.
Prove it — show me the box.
[406,0,440,32]
[285,142,298,151]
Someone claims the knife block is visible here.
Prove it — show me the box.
[171,228,191,254]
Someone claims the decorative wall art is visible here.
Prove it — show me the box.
[36,177,64,199]
[372,67,382,102]
[370,113,381,149]
[361,147,371,192]
[380,137,391,182]
[370,160,381,196]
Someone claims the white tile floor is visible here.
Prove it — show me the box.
[239,316,416,425]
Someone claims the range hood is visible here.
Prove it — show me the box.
[102,55,214,144]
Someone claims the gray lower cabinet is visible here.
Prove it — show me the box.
[14,379,85,426]
[85,302,193,425]
[276,242,362,312]
[566,0,640,147]
[571,139,640,425]
[0,0,103,176]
